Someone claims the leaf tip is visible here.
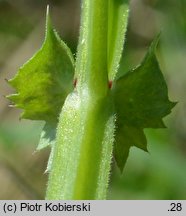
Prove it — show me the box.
[6,78,14,86]
[118,166,124,174]
[46,5,50,16]
[171,101,178,108]
[6,94,17,105]
[143,146,149,153]
[46,5,51,24]
[114,147,129,174]
[46,5,52,36]
[149,33,161,53]
[115,159,125,174]
[4,78,9,83]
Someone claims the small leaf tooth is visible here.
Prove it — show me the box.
[8,104,16,108]
[118,157,128,173]
[171,101,178,108]
[4,78,9,83]
[114,145,130,173]
[2,94,7,99]
[152,32,161,49]
[6,95,14,102]
[161,120,167,128]
[140,145,148,153]
[7,78,14,85]
[146,147,149,153]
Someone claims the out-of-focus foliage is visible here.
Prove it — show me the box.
[0,0,185,199]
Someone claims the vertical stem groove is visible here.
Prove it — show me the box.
[46,0,115,200]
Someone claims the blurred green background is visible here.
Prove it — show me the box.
[0,0,185,199]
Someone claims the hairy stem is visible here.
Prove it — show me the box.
[46,0,115,199]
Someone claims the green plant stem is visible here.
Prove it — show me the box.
[108,0,129,80]
[46,0,115,199]
[76,0,108,96]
